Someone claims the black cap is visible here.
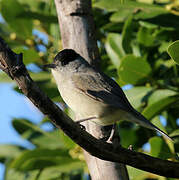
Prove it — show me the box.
[54,49,79,66]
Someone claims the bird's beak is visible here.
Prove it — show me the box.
[43,63,56,69]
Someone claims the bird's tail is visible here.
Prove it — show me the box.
[129,110,173,141]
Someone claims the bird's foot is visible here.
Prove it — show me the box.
[102,124,121,150]
[78,123,86,130]
[76,116,97,130]
[128,145,133,151]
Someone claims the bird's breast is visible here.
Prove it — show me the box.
[59,82,107,118]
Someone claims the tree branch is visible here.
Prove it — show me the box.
[0,37,179,178]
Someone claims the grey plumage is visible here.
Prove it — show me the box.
[46,49,172,141]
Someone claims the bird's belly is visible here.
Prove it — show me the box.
[57,81,131,126]
[59,85,106,118]
[60,86,130,126]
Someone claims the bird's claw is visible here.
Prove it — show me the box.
[128,145,133,151]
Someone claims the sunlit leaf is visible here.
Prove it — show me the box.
[127,166,148,180]
[110,9,133,22]
[151,116,167,135]
[9,149,79,171]
[94,0,166,13]
[0,145,24,161]
[12,119,75,149]
[167,40,179,65]
[1,0,32,38]
[12,47,40,64]
[38,162,85,180]
[30,72,51,81]
[0,72,13,82]
[110,5,167,23]
[170,129,179,137]
[4,169,39,180]
[18,11,58,24]
[142,89,178,119]
[119,127,138,148]
[124,86,153,110]
[121,15,133,53]
[149,136,172,159]
[105,33,125,68]
[125,87,178,120]
[137,27,157,47]
[118,55,152,84]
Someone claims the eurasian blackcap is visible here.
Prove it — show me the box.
[45,49,172,140]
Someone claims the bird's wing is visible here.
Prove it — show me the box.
[71,70,134,113]
[72,71,173,140]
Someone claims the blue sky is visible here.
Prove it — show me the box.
[0,83,43,179]
[0,16,49,177]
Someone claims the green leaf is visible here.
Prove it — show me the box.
[142,89,178,119]
[118,55,152,84]
[50,24,61,50]
[17,0,43,12]
[149,136,172,159]
[12,119,75,149]
[139,21,158,29]
[0,72,13,82]
[12,47,40,64]
[38,162,85,180]
[127,166,148,180]
[151,116,167,135]
[30,72,51,81]
[9,149,77,171]
[124,86,153,110]
[134,8,167,20]
[159,41,172,53]
[5,169,39,180]
[0,145,24,161]
[0,71,51,83]
[18,11,58,24]
[145,14,179,30]
[35,80,62,101]
[0,71,60,100]
[125,87,178,120]
[110,6,167,23]
[119,127,138,148]
[137,27,157,47]
[105,33,125,68]
[110,9,133,22]
[1,0,32,38]
[26,72,61,100]
[170,129,179,138]
[167,40,179,65]
[12,119,46,136]
[94,0,166,14]
[121,15,133,53]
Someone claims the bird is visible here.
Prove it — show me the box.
[44,49,172,141]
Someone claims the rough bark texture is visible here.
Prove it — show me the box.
[54,0,100,68]
[1,37,179,178]
[54,0,129,179]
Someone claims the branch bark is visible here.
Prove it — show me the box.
[0,37,179,178]
[54,0,129,179]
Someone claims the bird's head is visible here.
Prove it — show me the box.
[44,49,81,71]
